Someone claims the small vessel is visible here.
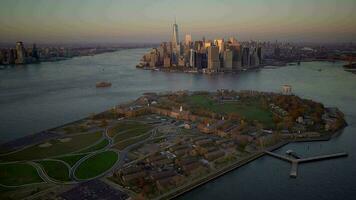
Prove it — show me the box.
[96,81,112,88]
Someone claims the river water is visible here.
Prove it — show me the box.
[0,48,355,199]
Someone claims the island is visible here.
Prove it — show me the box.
[136,22,356,75]
[0,89,346,200]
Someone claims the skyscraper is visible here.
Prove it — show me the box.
[241,47,250,67]
[207,46,220,71]
[214,39,225,53]
[15,41,26,64]
[172,20,179,55]
[32,44,39,61]
[189,49,196,67]
[223,49,233,70]
[185,34,192,46]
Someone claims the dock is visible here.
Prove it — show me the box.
[264,151,348,178]
[290,161,298,178]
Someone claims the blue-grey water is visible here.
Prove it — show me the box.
[0,48,355,199]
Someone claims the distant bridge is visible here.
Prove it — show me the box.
[264,151,348,178]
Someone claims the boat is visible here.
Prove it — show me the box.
[96,81,112,88]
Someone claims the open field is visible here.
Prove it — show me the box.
[113,126,152,144]
[0,163,43,186]
[74,150,118,180]
[108,121,151,138]
[78,139,109,153]
[37,160,71,182]
[0,132,102,162]
[185,95,274,127]
[114,133,151,150]
[0,184,53,200]
[55,154,87,167]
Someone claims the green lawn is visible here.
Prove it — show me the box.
[0,132,102,162]
[74,151,118,180]
[78,139,109,153]
[0,163,43,186]
[37,160,71,182]
[108,121,150,138]
[113,126,152,144]
[55,154,87,167]
[114,133,151,150]
[185,95,274,128]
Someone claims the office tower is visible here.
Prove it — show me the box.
[178,56,185,67]
[214,39,225,53]
[201,52,207,68]
[185,34,192,46]
[195,53,204,69]
[15,41,26,64]
[223,49,233,70]
[229,44,241,69]
[207,46,220,71]
[149,48,159,67]
[172,20,180,55]
[9,49,16,64]
[0,50,3,64]
[204,41,212,49]
[241,47,250,67]
[229,37,238,44]
[249,47,257,66]
[164,56,171,68]
[257,47,263,64]
[32,44,39,61]
[189,49,196,67]
[194,41,203,52]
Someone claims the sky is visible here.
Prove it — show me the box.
[0,0,355,44]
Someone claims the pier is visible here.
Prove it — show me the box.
[264,151,348,178]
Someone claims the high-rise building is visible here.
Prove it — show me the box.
[185,34,192,46]
[229,44,241,69]
[195,52,204,69]
[207,46,220,71]
[194,41,203,52]
[189,49,196,67]
[0,50,4,64]
[223,49,233,70]
[257,46,263,64]
[229,37,238,44]
[178,56,185,67]
[15,41,26,64]
[32,44,39,61]
[149,48,159,67]
[172,20,179,55]
[9,49,16,64]
[214,39,225,53]
[164,56,171,68]
[204,41,212,49]
[241,47,250,67]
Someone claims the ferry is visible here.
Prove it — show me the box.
[96,81,112,88]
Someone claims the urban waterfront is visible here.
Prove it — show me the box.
[1,48,356,199]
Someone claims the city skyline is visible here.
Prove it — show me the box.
[1,0,356,44]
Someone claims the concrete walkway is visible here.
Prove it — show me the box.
[264,150,348,178]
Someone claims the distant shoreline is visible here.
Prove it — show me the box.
[0,47,147,68]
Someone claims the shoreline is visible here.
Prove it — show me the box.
[136,60,345,75]
[0,47,147,68]
[159,136,332,200]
